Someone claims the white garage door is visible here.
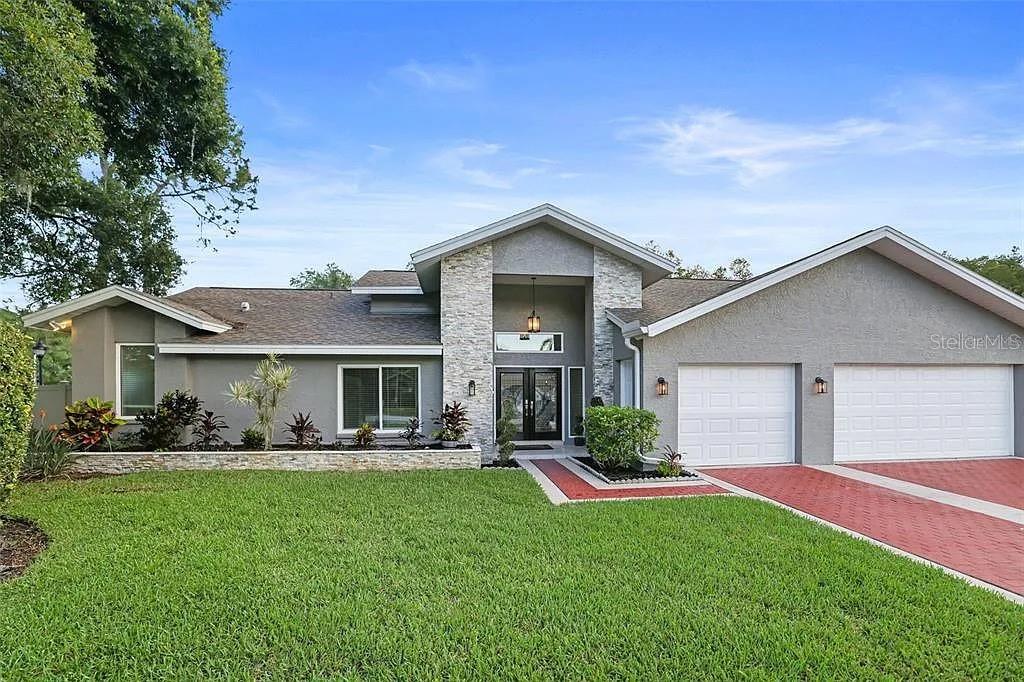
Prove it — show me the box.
[677,365,795,465]
[834,365,1013,462]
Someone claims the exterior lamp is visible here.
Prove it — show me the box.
[656,376,669,396]
[468,379,476,397]
[814,376,828,395]
[526,277,541,333]
[32,339,47,386]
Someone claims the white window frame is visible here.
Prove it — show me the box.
[493,331,564,353]
[337,364,421,435]
[115,342,156,420]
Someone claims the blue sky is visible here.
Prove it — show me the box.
[11,1,1024,301]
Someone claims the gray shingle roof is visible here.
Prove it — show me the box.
[353,270,421,288]
[166,288,440,346]
[609,278,742,327]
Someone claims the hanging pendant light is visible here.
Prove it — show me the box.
[527,277,541,333]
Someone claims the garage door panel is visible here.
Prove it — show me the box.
[678,364,795,466]
[834,364,1012,461]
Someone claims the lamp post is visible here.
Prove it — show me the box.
[32,339,47,386]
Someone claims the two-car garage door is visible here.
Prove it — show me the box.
[677,363,1014,465]
[833,365,1013,462]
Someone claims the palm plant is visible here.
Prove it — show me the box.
[226,354,295,450]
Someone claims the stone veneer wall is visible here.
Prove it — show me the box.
[592,248,642,404]
[440,243,495,454]
[69,448,482,475]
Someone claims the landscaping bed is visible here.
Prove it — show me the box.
[573,456,700,483]
[0,470,1020,678]
[0,517,47,582]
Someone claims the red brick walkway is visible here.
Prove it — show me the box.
[700,465,1024,596]
[533,459,726,501]
[844,459,1023,510]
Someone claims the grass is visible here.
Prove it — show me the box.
[1,470,1021,679]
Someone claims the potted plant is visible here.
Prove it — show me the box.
[571,416,586,446]
[433,402,471,448]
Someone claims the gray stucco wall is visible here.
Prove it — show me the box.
[492,222,594,277]
[643,248,1024,464]
[492,284,586,368]
[188,354,442,443]
[71,305,155,403]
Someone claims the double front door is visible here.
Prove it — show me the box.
[496,368,562,441]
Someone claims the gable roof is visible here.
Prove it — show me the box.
[22,285,231,333]
[410,204,677,291]
[158,287,440,353]
[608,278,741,328]
[617,227,1024,337]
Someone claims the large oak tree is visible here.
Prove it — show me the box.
[0,0,256,307]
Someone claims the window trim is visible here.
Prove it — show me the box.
[337,364,422,435]
[115,342,156,421]
[493,331,564,354]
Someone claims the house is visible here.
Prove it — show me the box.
[24,204,1024,464]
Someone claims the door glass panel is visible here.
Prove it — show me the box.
[568,367,584,438]
[498,373,525,435]
[533,371,559,435]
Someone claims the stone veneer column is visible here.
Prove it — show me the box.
[440,243,495,454]
[592,248,642,404]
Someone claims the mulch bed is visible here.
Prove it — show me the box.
[573,456,700,482]
[108,443,475,453]
[0,517,48,582]
[483,459,521,469]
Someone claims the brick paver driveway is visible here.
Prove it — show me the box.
[844,458,1023,509]
[698,465,1024,597]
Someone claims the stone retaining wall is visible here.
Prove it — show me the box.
[69,447,482,476]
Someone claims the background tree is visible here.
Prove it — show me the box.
[949,246,1024,296]
[289,263,355,289]
[0,0,256,307]
[645,241,753,280]
[0,311,70,384]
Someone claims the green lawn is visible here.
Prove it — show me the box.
[1,470,1021,679]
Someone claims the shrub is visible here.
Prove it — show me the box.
[398,417,423,448]
[136,390,202,451]
[192,411,228,451]
[23,413,75,480]
[351,423,377,449]
[583,406,660,470]
[495,399,517,462]
[656,445,683,477]
[227,354,295,450]
[59,397,125,451]
[239,427,266,450]
[433,402,470,443]
[285,412,321,448]
[0,322,36,504]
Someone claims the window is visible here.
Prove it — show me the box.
[568,367,585,437]
[117,343,155,417]
[494,332,563,353]
[339,365,419,432]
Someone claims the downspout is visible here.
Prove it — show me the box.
[623,334,641,408]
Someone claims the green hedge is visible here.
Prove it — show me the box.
[583,405,660,469]
[0,320,36,505]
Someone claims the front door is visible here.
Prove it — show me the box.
[496,368,562,440]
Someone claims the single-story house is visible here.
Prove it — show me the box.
[24,204,1024,464]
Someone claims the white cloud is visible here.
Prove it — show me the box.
[428,142,513,189]
[391,58,486,92]
[622,72,1024,184]
[253,91,310,131]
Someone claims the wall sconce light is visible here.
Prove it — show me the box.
[526,276,542,333]
[656,376,669,396]
[814,376,828,395]
[468,380,476,397]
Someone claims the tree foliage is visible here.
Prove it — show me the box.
[0,310,70,384]
[1,0,256,307]
[645,241,753,280]
[949,246,1024,296]
[289,263,355,289]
